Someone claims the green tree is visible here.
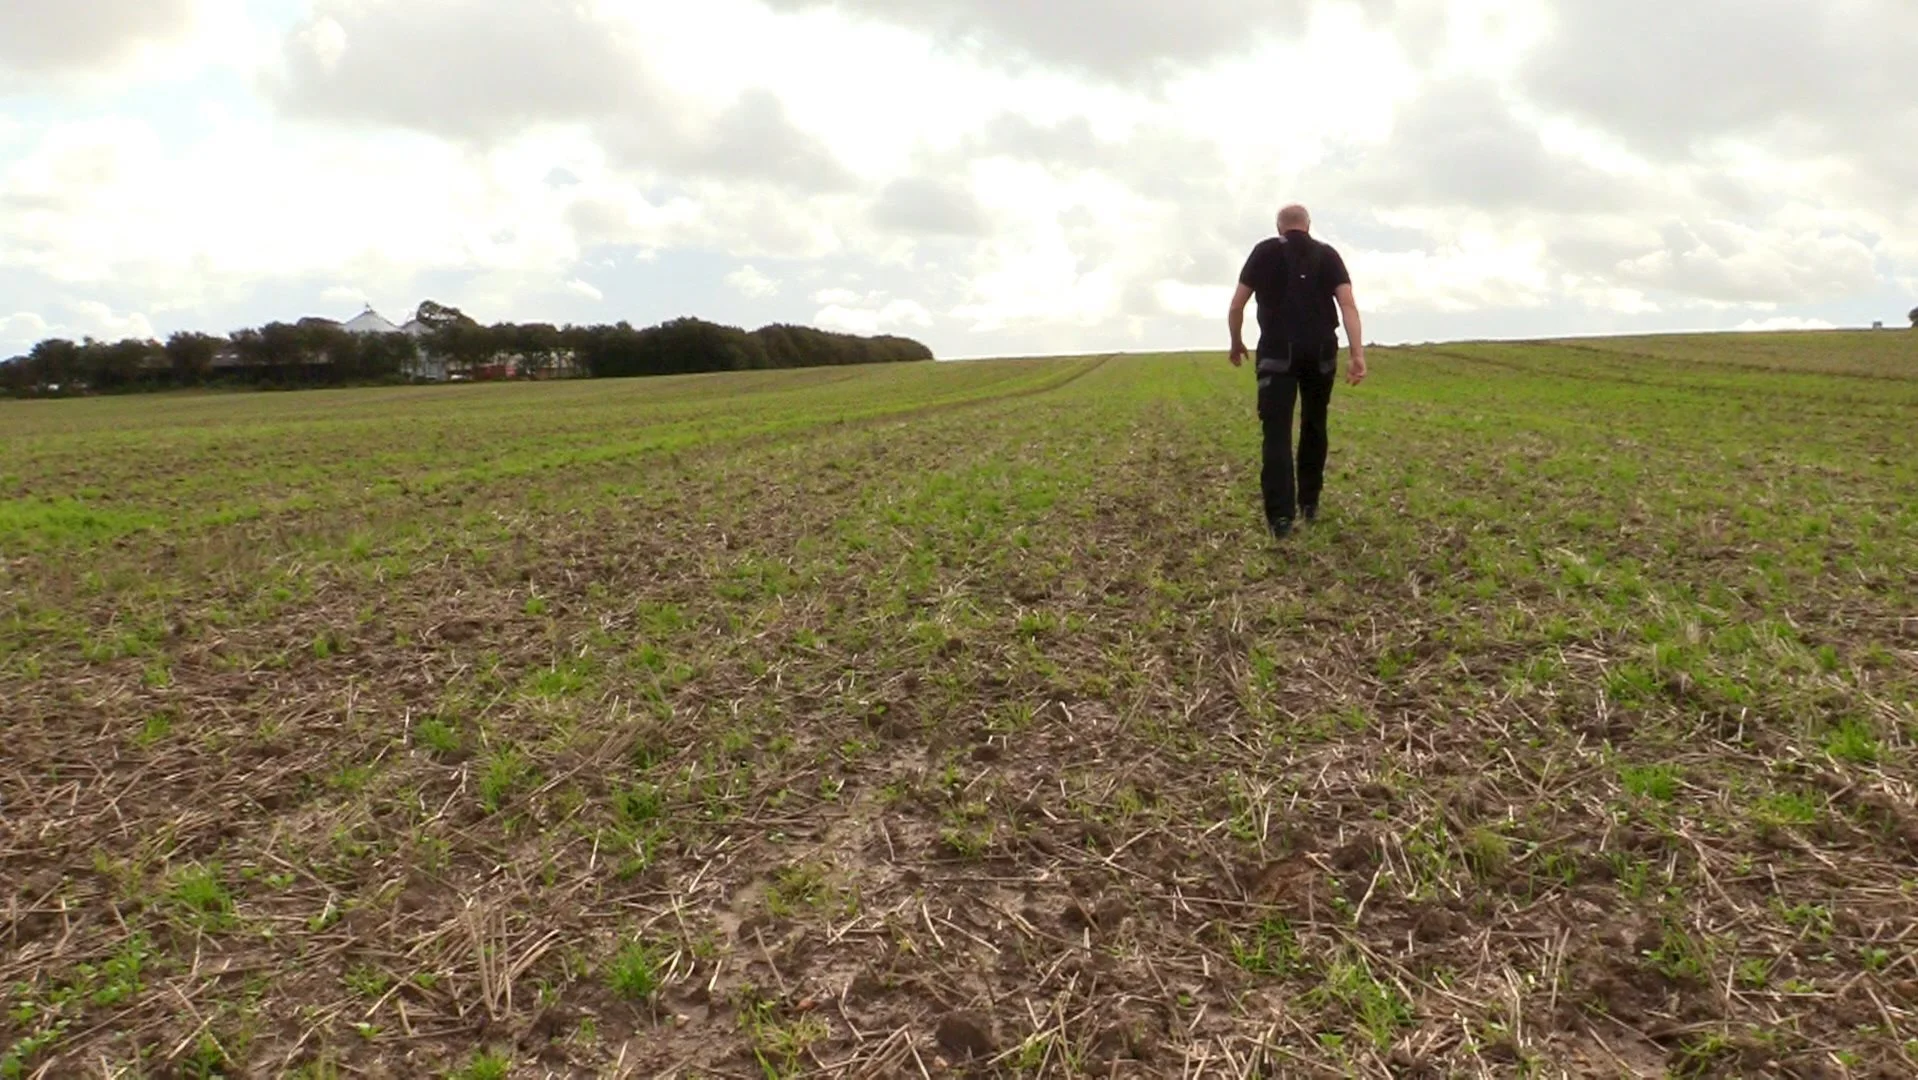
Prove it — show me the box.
[357,332,418,380]
[507,322,564,377]
[415,300,477,330]
[164,332,220,385]
[106,338,164,388]
[871,334,934,363]
[76,337,161,390]
[295,321,361,382]
[637,317,767,375]
[428,320,496,377]
[236,323,306,384]
[74,338,109,386]
[27,338,82,389]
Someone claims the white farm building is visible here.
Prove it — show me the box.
[336,306,447,381]
[341,309,403,336]
[325,303,575,382]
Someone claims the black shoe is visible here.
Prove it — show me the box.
[1301,504,1319,524]
[1268,516,1294,539]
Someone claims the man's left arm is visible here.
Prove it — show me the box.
[1327,249,1366,385]
[1336,284,1366,385]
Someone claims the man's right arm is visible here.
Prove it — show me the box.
[1228,283,1254,367]
[1335,283,1367,385]
[1230,243,1267,367]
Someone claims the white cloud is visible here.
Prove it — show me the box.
[870,175,988,236]
[0,111,673,313]
[1563,281,1662,317]
[815,305,881,334]
[0,312,52,353]
[754,0,1400,83]
[65,300,156,340]
[1345,243,1555,316]
[0,301,155,351]
[299,16,348,74]
[816,296,934,334]
[272,0,853,191]
[1153,282,1224,321]
[0,0,197,75]
[1734,317,1837,333]
[726,265,781,298]
[1613,223,1878,305]
[0,0,1912,355]
[879,299,933,327]
[0,0,276,96]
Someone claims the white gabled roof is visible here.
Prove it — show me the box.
[343,308,402,335]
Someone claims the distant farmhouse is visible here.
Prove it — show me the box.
[350,306,446,381]
[219,304,580,383]
[341,308,450,381]
[198,305,442,382]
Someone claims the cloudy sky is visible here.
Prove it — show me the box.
[2,0,1914,359]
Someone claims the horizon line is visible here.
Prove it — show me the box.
[932,322,1905,362]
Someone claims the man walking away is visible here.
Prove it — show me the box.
[1227,204,1367,539]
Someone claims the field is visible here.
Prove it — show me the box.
[3,330,1916,1078]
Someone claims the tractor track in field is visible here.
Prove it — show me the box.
[0,356,1117,609]
[1419,345,1915,422]
[1535,339,1918,385]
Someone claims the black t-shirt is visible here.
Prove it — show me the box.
[1239,230,1351,356]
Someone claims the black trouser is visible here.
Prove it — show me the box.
[1256,342,1339,525]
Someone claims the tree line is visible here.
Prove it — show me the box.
[0,301,934,396]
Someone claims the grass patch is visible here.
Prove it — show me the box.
[414,716,462,756]
[1822,718,1882,765]
[1307,952,1414,1049]
[167,864,236,931]
[477,749,537,814]
[606,939,663,1003]
[452,1048,512,1080]
[1620,763,1680,802]
[1227,913,1302,977]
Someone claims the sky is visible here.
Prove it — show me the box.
[2,0,1915,360]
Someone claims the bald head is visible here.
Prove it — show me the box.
[1278,204,1311,232]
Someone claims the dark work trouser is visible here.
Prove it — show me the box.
[1256,342,1339,526]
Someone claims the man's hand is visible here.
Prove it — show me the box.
[1335,283,1367,386]
[1227,283,1254,368]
